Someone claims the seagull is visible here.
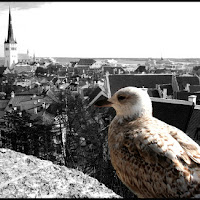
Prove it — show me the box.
[95,86,200,198]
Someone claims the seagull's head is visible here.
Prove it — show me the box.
[95,87,152,121]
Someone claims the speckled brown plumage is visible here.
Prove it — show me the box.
[95,86,200,198]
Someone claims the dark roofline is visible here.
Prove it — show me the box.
[151,97,194,106]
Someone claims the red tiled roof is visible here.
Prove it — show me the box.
[5,95,32,111]
[177,91,200,104]
[176,75,200,91]
[103,66,125,74]
[77,59,96,66]
[46,89,61,103]
[0,100,9,109]
[14,65,32,74]
[16,87,41,95]
[88,86,103,103]
[0,111,5,119]
[18,53,30,60]
[189,85,200,93]
[4,94,49,111]
[107,74,173,96]
[43,96,53,104]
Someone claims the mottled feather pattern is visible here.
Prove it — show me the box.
[109,116,200,197]
[95,87,200,198]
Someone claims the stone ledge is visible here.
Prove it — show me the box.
[0,148,121,198]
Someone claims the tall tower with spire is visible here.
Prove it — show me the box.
[4,7,18,70]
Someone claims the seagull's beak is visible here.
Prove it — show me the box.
[94,98,113,107]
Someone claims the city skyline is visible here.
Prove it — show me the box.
[0,2,200,58]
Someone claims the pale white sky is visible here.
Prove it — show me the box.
[0,2,200,58]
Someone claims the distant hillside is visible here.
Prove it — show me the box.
[50,57,200,65]
[53,57,149,65]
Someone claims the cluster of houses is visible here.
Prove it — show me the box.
[1,56,200,144]
[0,57,129,121]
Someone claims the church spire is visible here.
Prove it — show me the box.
[5,7,16,44]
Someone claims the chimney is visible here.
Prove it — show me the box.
[11,91,15,98]
[188,95,197,105]
[42,102,46,109]
[34,107,37,114]
[79,137,86,147]
[185,83,190,92]
[156,84,162,98]
[141,86,148,93]
[162,88,167,99]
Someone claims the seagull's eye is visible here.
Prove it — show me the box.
[118,95,126,101]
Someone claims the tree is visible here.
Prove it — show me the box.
[56,90,133,198]
[1,109,54,160]
[35,67,47,76]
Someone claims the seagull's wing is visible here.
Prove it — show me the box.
[124,117,193,167]
[166,124,200,164]
[109,117,195,198]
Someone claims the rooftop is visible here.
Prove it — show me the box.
[107,74,173,96]
[151,97,194,132]
[18,54,30,60]
[77,59,96,66]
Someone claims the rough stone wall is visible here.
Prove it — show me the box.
[0,148,121,198]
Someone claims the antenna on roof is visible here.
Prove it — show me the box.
[161,52,163,60]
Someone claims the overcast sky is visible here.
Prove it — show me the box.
[0,1,200,58]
